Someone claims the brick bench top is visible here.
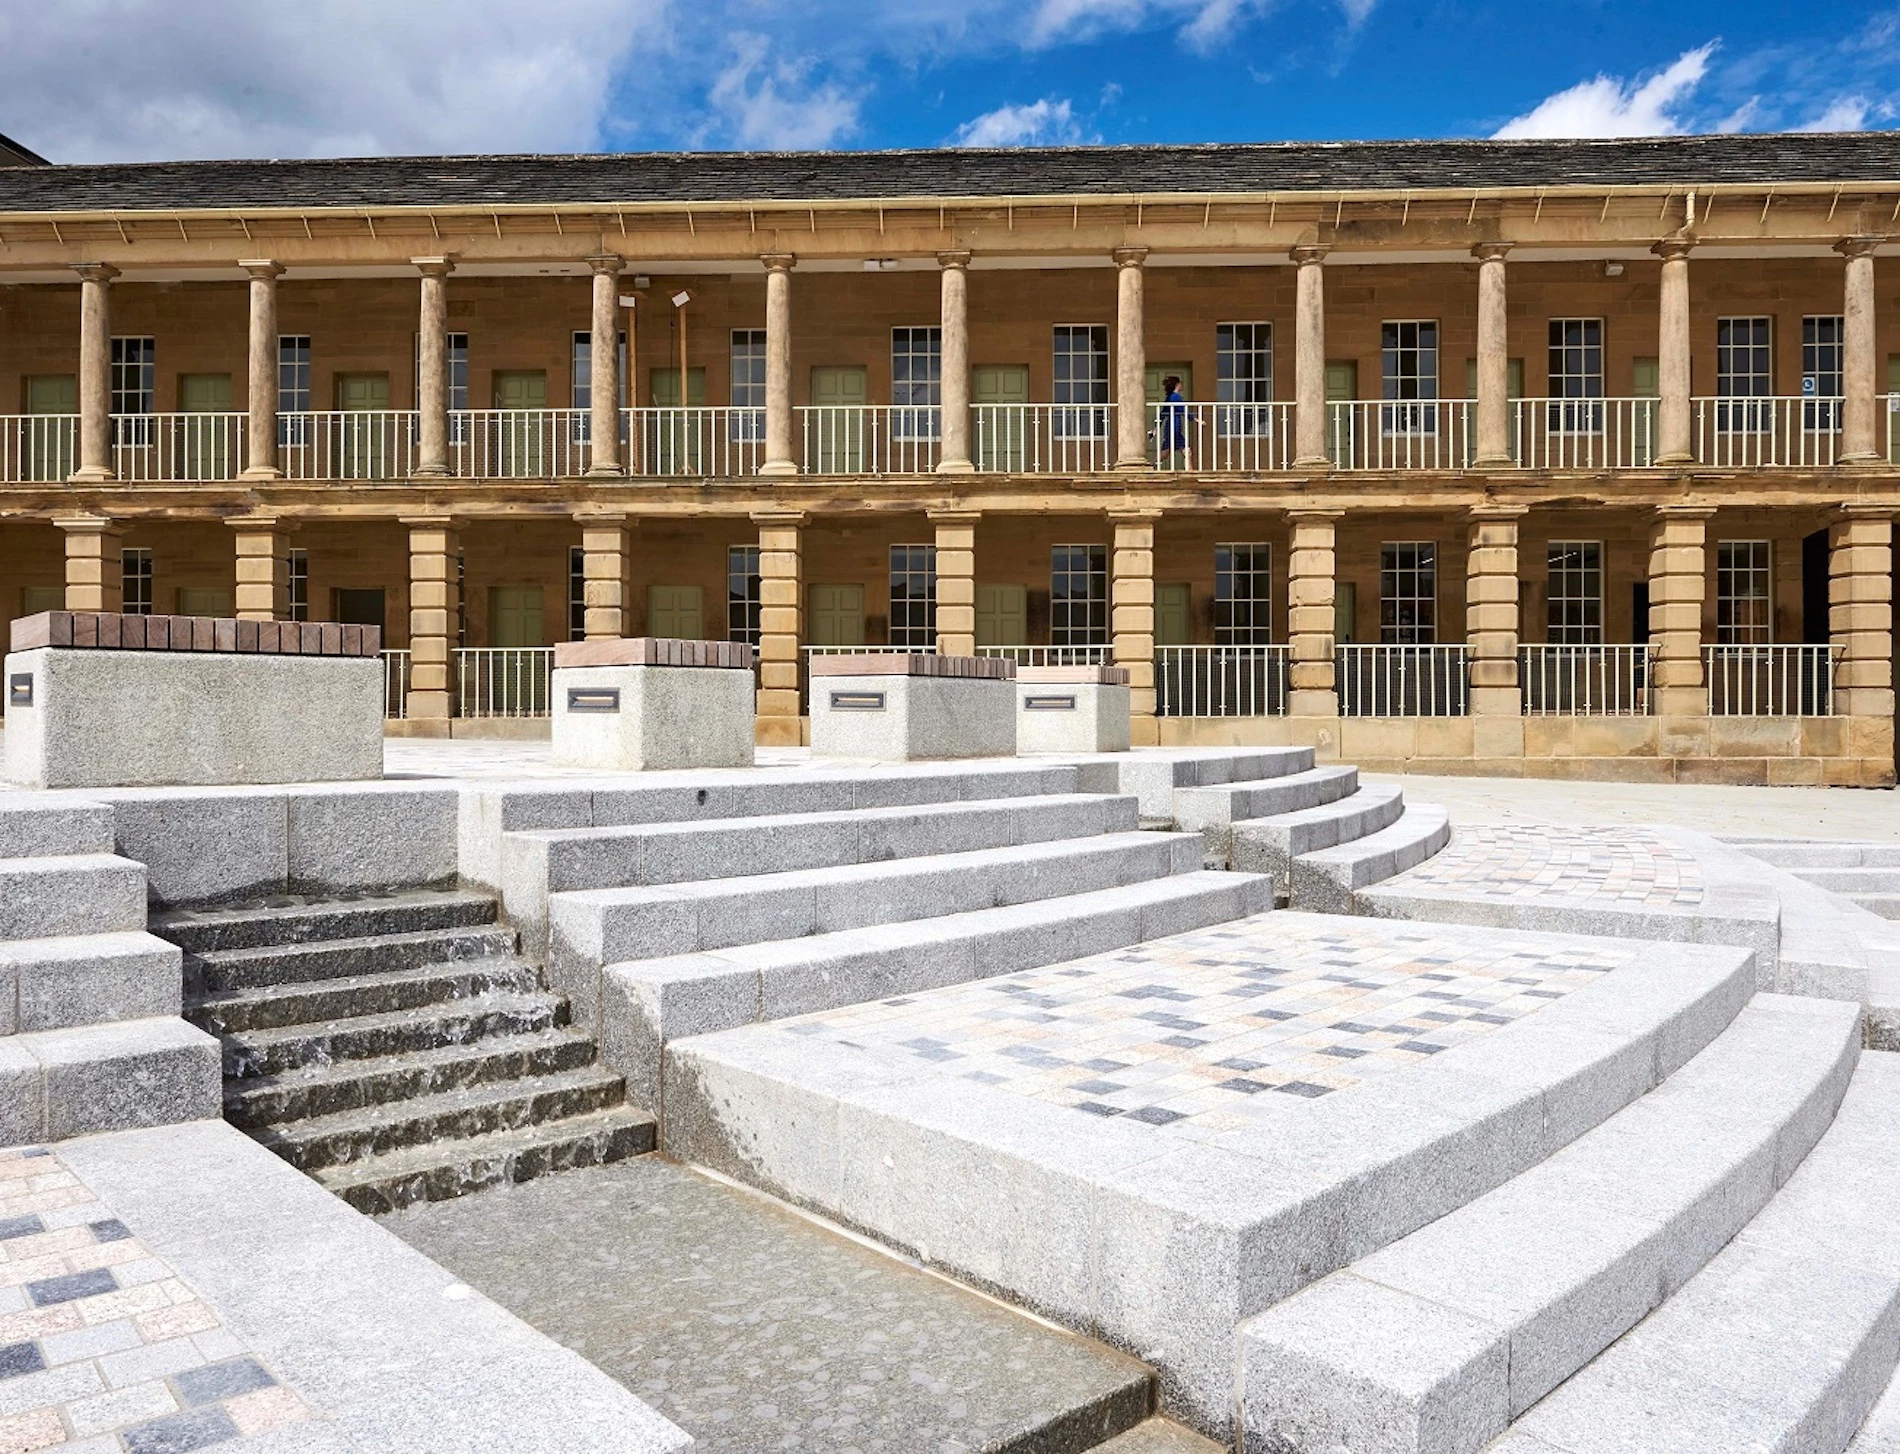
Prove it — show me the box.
[11,611,381,657]
[808,653,1015,681]
[553,638,754,670]
[1017,665,1130,685]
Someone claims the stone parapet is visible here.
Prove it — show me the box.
[553,637,751,670]
[11,610,380,657]
[808,653,1013,680]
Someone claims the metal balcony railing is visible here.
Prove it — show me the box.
[281,411,419,481]
[1693,398,1843,469]
[383,650,412,719]
[971,404,1117,474]
[1154,645,1289,716]
[1703,644,1836,716]
[1519,644,1649,716]
[1337,643,1469,717]
[112,413,246,483]
[1145,402,1297,472]
[455,647,554,718]
[0,415,79,484]
[976,644,1113,668]
[626,407,765,479]
[797,407,941,474]
[1510,398,1660,470]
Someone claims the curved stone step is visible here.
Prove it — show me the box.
[1173,765,1360,861]
[1239,993,1862,1454]
[185,924,518,993]
[220,989,566,1079]
[1490,1048,1900,1454]
[191,956,542,1034]
[1071,747,1317,825]
[1797,868,1900,896]
[1289,804,1453,914]
[153,887,497,955]
[1230,784,1407,883]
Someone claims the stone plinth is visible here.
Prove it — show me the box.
[1016,665,1132,754]
[4,611,383,790]
[809,654,1015,761]
[550,639,756,772]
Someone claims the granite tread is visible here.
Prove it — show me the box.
[190,955,543,1033]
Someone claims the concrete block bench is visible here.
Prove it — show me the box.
[4,611,383,789]
[1016,665,1132,753]
[809,654,1015,761]
[551,637,755,772]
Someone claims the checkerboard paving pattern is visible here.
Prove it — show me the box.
[783,915,1637,1136]
[1381,824,1706,909]
[0,1145,315,1453]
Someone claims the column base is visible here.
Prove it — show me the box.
[1288,688,1340,716]
[1130,712,1161,748]
[1292,454,1331,470]
[1468,685,1522,715]
[409,466,452,480]
[1837,451,1885,467]
[1468,453,1514,469]
[583,465,626,479]
[237,466,284,482]
[754,714,805,748]
[1651,686,1710,716]
[67,467,115,485]
[404,692,455,721]
[934,459,975,475]
[1113,459,1151,473]
[757,460,800,479]
[1652,452,1693,467]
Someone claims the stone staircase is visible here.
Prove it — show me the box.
[157,887,653,1215]
[1736,837,1900,920]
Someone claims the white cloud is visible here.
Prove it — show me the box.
[1794,95,1871,131]
[951,97,1093,147]
[0,0,658,162]
[702,34,863,149]
[1492,43,1715,140]
[1022,0,1274,51]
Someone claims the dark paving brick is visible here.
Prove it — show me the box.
[27,1268,115,1306]
[0,1215,43,1241]
[122,1406,239,1454]
[175,1357,275,1406]
[89,1219,133,1243]
[0,1342,44,1379]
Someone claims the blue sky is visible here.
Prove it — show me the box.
[2,0,1895,163]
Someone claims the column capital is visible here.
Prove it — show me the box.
[759,252,797,273]
[1836,499,1900,520]
[1288,244,1330,266]
[1284,507,1344,524]
[411,256,456,277]
[584,252,624,276]
[1111,246,1149,269]
[1467,502,1529,522]
[398,514,461,529]
[750,509,807,527]
[936,250,972,270]
[926,508,982,524]
[1107,508,1162,525]
[1836,235,1887,260]
[572,509,633,526]
[225,514,290,533]
[1652,503,1716,522]
[70,263,120,284]
[1651,235,1696,262]
[1471,241,1513,262]
[238,259,285,280]
[52,514,119,535]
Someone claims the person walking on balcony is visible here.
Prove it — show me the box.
[1156,375,1191,470]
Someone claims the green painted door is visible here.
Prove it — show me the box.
[1144,365,1193,401]
[179,373,233,480]
[973,365,1030,472]
[807,584,865,647]
[490,586,545,647]
[1155,583,1191,646]
[648,369,707,474]
[975,583,1028,646]
[1324,361,1357,465]
[647,585,704,639]
[810,367,868,473]
[494,371,547,478]
[23,375,75,483]
[1632,357,1660,467]
[485,586,547,715]
[336,372,392,479]
[21,585,63,617]
[178,587,233,618]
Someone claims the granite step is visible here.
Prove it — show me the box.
[224,1026,602,1129]
[0,853,147,939]
[1172,764,1361,861]
[1795,867,1900,896]
[1851,894,1900,922]
[190,957,543,1034]
[1092,1420,1227,1453]
[256,1063,629,1172]
[1853,1362,1900,1451]
[0,797,114,858]
[219,989,567,1079]
[1230,784,1407,885]
[1289,804,1453,914]
[153,887,497,955]
[0,930,182,1033]
[184,924,519,993]
[316,1104,656,1214]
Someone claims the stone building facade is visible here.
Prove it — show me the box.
[0,136,1894,782]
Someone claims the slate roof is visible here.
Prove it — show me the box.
[2,133,1899,215]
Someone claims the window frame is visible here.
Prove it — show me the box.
[1715,540,1773,645]
[1379,541,1438,644]
[891,327,943,443]
[1545,541,1604,645]
[729,328,767,443]
[277,336,311,448]
[1052,325,1111,440]
[121,546,154,616]
[1215,322,1274,438]
[1715,316,1773,434]
[110,337,155,448]
[1380,321,1439,437]
[1213,542,1274,645]
[287,547,309,623]
[888,543,938,649]
[1049,543,1109,648]
[1546,319,1605,435]
[1801,315,1845,433]
[727,544,762,646]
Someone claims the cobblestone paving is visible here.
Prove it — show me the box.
[0,1146,313,1453]
[1381,824,1707,909]
[785,916,1634,1134]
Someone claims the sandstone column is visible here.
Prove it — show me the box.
[230,516,289,621]
[578,512,632,639]
[759,255,798,478]
[930,509,979,656]
[1653,237,1694,465]
[1830,507,1894,726]
[1471,243,1513,467]
[71,264,119,484]
[413,258,455,478]
[1837,237,1883,464]
[404,516,460,723]
[936,252,974,474]
[1111,511,1159,741]
[55,516,123,612]
[1647,505,1713,715]
[1287,510,1341,715]
[754,511,804,742]
[1291,245,1330,468]
[1113,248,1149,470]
[1465,505,1525,713]
[585,253,624,476]
[239,260,285,480]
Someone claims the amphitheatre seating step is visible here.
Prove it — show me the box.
[153,887,497,955]
[191,956,544,1034]
[1736,839,1900,871]
[216,988,568,1079]
[1289,804,1453,914]
[1073,746,1316,824]
[1489,1048,1900,1454]
[1230,785,1407,883]
[1238,993,1861,1454]
[1854,1366,1900,1451]
[1172,765,1360,860]
[0,930,182,1033]
[1852,895,1900,922]
[0,853,146,940]
[185,924,519,994]
[0,1016,221,1142]
[0,796,114,858]
[1792,867,1900,896]
[602,870,1272,1112]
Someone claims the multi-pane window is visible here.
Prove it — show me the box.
[1716,317,1772,433]
[1545,542,1603,644]
[568,545,587,641]
[727,545,762,646]
[1802,315,1845,432]
[1214,543,1273,644]
[1215,324,1273,436]
[1380,322,1438,434]
[1379,542,1437,643]
[287,548,309,623]
[1547,319,1604,433]
[1050,544,1108,647]
[121,548,153,616]
[892,328,942,441]
[1053,326,1110,438]
[1716,540,1773,645]
[111,337,155,446]
[889,544,937,648]
[730,330,767,442]
[569,330,629,442]
[278,336,311,448]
